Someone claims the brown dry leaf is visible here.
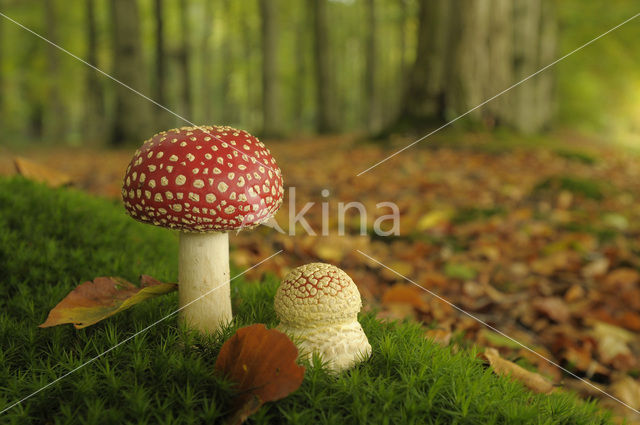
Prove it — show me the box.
[425,328,452,346]
[532,297,571,323]
[604,268,640,290]
[14,156,72,187]
[481,348,554,394]
[39,275,177,329]
[214,324,305,424]
[381,284,428,311]
[609,375,640,423]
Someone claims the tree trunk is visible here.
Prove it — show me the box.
[293,2,308,131]
[153,0,168,129]
[260,0,282,137]
[398,0,451,128]
[200,0,214,122]
[43,0,67,143]
[446,0,491,121]
[84,0,106,145]
[393,0,555,134]
[220,0,234,123]
[310,0,336,133]
[178,0,192,118]
[110,0,151,145]
[364,0,377,132]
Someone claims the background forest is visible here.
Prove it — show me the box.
[0,0,639,147]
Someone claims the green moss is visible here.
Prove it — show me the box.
[532,175,606,200]
[0,177,611,424]
[553,149,598,165]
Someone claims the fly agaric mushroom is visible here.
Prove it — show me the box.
[122,125,284,333]
[274,263,371,372]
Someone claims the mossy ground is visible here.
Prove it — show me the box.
[0,177,610,424]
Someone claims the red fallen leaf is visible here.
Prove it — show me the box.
[39,275,177,329]
[214,324,305,424]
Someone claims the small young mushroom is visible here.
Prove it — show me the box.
[122,125,284,334]
[274,263,372,372]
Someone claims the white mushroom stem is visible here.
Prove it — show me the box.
[178,231,232,333]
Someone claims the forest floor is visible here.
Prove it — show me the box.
[2,130,640,422]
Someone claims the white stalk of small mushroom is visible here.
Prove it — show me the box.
[274,263,372,372]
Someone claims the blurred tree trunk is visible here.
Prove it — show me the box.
[200,0,214,122]
[310,0,336,133]
[510,0,556,133]
[396,0,451,129]
[0,0,4,131]
[84,0,106,145]
[240,4,257,128]
[43,0,67,143]
[364,0,377,132]
[392,0,555,134]
[398,0,408,83]
[220,0,233,123]
[260,0,282,137]
[110,0,151,145]
[153,0,168,129]
[178,0,192,118]
[292,3,308,130]
[446,0,491,120]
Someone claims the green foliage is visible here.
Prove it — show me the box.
[533,175,606,200]
[553,149,598,165]
[0,178,611,424]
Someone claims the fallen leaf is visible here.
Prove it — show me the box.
[381,284,428,311]
[610,375,640,410]
[532,297,570,322]
[416,209,451,231]
[604,268,639,291]
[39,275,177,329]
[215,324,305,425]
[14,156,72,187]
[480,348,554,394]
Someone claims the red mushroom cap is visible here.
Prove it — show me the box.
[122,125,284,232]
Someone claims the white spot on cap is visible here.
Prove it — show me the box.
[186,153,195,162]
[169,155,178,162]
[165,191,174,200]
[156,152,164,159]
[148,179,156,188]
[148,164,157,172]
[193,179,205,188]
[188,193,200,202]
[161,177,169,186]
[139,173,146,183]
[166,166,174,172]
[175,175,186,185]
[154,193,163,202]
[217,182,229,193]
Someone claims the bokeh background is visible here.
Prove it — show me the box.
[0,0,638,146]
[2,0,640,421]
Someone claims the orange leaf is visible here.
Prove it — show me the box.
[39,275,177,329]
[14,156,72,188]
[214,324,305,423]
[382,284,429,311]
